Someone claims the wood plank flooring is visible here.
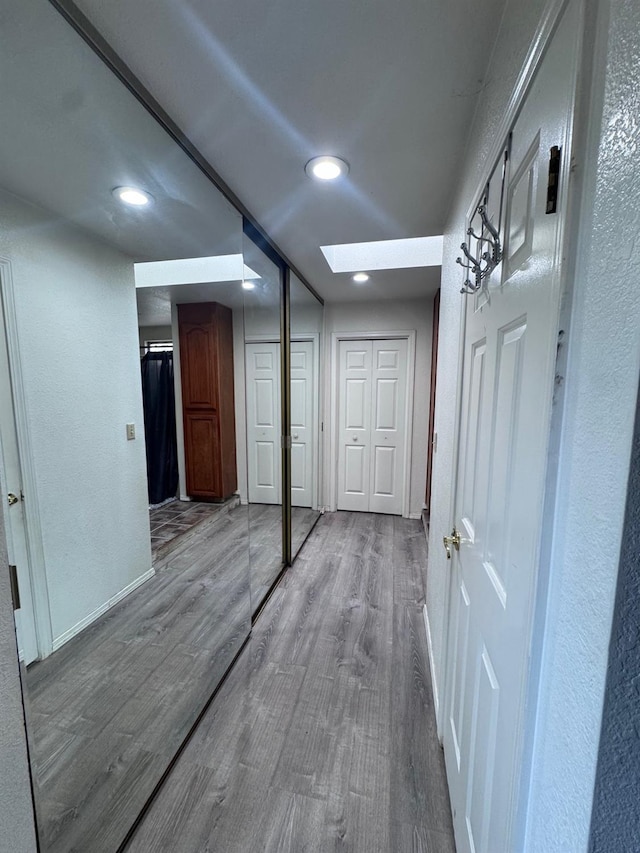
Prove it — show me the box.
[248,504,320,611]
[25,505,253,853]
[124,511,455,853]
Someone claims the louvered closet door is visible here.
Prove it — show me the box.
[337,338,407,515]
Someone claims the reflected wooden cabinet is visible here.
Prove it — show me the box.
[178,302,237,500]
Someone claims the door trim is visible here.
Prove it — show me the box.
[329,330,416,518]
[0,258,53,658]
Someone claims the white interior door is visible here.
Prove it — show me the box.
[337,338,408,515]
[443,6,579,852]
[337,340,372,512]
[0,299,38,664]
[369,339,408,515]
[246,342,281,505]
[290,340,314,509]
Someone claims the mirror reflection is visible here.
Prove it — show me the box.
[0,2,250,851]
[241,232,284,612]
[289,273,324,558]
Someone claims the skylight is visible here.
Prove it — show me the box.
[134,254,260,288]
[320,236,443,273]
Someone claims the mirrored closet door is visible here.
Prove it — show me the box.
[0,1,251,850]
[289,273,324,559]
[242,227,285,613]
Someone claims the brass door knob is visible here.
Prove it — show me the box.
[443,528,461,560]
[7,493,19,506]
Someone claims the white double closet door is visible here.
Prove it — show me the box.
[245,340,314,508]
[337,338,408,515]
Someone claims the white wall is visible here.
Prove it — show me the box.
[323,298,433,518]
[426,0,640,850]
[524,0,640,848]
[138,324,172,347]
[0,188,152,647]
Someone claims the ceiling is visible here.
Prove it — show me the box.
[68,0,507,302]
[0,0,507,304]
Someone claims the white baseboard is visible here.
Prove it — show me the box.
[51,567,155,652]
[423,603,441,728]
[409,511,422,520]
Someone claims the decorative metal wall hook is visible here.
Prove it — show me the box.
[457,202,502,294]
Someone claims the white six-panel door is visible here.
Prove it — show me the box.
[290,341,314,508]
[337,338,408,515]
[246,342,281,505]
[442,5,579,851]
[246,340,315,508]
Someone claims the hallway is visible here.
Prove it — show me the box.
[124,511,455,852]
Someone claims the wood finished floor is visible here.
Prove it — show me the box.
[125,511,455,853]
[249,504,320,611]
[26,505,253,853]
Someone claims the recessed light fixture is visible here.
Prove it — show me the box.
[113,186,153,207]
[352,273,370,283]
[305,155,349,181]
[241,280,256,291]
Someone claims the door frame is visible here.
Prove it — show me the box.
[245,333,321,511]
[0,258,53,659]
[438,0,583,847]
[329,330,416,518]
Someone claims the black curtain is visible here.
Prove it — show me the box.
[141,351,179,505]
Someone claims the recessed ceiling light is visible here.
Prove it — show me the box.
[113,186,153,207]
[305,155,349,181]
[352,273,370,283]
[242,280,256,291]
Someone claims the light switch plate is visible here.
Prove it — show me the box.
[126,423,135,440]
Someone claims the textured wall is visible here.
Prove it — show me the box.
[589,386,640,851]
[0,485,38,849]
[323,298,432,518]
[524,0,640,848]
[0,188,152,645]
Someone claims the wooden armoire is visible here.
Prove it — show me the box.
[177,302,237,501]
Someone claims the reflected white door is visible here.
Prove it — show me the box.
[443,6,579,851]
[337,338,408,515]
[290,341,314,508]
[246,342,281,505]
[0,298,38,664]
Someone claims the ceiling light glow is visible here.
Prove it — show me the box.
[352,273,370,283]
[305,155,349,181]
[113,186,153,207]
[242,280,256,290]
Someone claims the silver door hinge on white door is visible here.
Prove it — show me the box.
[281,435,292,450]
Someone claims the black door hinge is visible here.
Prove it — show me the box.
[546,145,562,214]
[9,565,20,611]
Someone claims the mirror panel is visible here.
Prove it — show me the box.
[241,232,284,612]
[0,1,250,851]
[289,273,324,557]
